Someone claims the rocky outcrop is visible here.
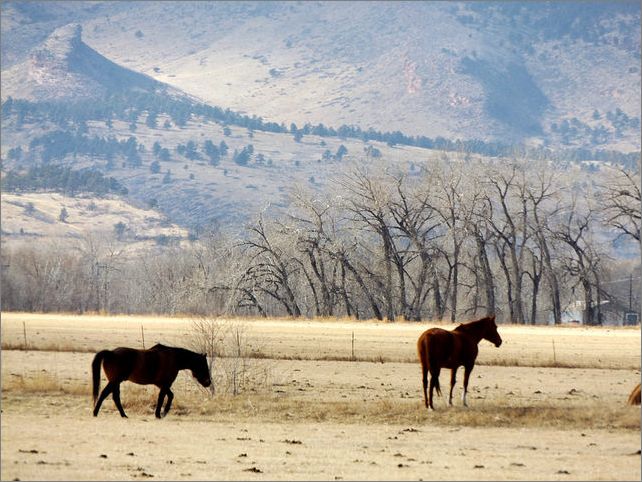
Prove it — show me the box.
[2,23,165,101]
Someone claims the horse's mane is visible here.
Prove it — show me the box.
[454,316,494,332]
[150,344,203,358]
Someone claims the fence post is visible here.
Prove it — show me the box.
[351,331,355,361]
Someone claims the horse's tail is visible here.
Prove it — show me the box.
[417,333,436,401]
[417,332,441,398]
[92,350,109,403]
[417,334,428,375]
[627,383,641,405]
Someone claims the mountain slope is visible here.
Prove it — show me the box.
[1,23,173,101]
[2,1,640,152]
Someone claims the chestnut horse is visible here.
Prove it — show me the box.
[92,343,211,418]
[417,315,502,410]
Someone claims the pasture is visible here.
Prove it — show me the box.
[1,312,640,480]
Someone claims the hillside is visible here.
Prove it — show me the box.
[0,192,189,254]
[1,13,639,237]
[1,1,640,152]
[0,21,484,232]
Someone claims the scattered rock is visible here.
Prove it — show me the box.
[238,453,247,458]
[510,462,525,467]
[99,454,108,459]
[474,464,484,469]
[244,467,263,473]
[557,469,570,474]
[283,439,302,444]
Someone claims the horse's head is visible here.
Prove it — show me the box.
[191,353,212,388]
[483,315,502,347]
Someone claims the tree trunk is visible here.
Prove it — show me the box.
[475,233,496,316]
[341,256,383,321]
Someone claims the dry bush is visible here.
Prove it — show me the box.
[189,316,274,396]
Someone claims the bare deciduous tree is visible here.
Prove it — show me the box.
[601,165,641,242]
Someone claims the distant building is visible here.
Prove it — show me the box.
[549,299,640,326]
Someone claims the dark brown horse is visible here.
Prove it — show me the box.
[92,343,211,418]
[417,315,502,410]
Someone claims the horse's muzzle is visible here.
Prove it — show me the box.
[494,340,503,347]
[201,378,212,387]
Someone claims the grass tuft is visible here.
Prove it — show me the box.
[3,374,639,431]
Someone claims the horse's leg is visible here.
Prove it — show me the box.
[421,364,429,409]
[155,388,167,419]
[448,368,457,406]
[112,383,127,418]
[93,382,115,416]
[162,389,174,417]
[428,368,440,411]
[462,365,474,407]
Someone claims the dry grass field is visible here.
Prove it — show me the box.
[1,312,640,480]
